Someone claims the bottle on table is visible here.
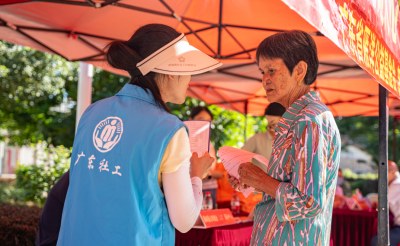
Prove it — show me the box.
[230,191,240,215]
[202,191,213,210]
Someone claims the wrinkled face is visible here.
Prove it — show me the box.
[192,110,212,121]
[162,74,191,104]
[265,115,281,137]
[258,57,298,105]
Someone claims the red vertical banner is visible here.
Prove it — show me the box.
[281,0,400,98]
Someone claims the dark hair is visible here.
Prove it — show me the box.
[264,102,286,116]
[256,30,319,85]
[106,24,180,112]
[190,106,213,120]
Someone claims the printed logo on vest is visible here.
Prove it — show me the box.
[93,117,123,153]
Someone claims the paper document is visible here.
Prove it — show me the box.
[183,120,211,157]
[218,146,269,198]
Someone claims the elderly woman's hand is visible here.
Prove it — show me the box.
[238,162,266,190]
[238,162,281,199]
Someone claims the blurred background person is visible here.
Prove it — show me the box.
[36,170,70,246]
[189,106,224,209]
[371,161,400,246]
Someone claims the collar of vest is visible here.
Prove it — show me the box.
[115,84,158,106]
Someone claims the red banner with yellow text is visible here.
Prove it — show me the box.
[282,0,400,98]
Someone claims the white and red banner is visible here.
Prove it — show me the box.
[282,0,400,98]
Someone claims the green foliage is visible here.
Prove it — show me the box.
[341,168,378,180]
[0,41,132,148]
[0,41,79,146]
[0,183,25,205]
[14,144,71,206]
[336,116,400,166]
[91,68,130,102]
[349,179,367,193]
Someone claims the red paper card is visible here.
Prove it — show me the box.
[193,209,236,229]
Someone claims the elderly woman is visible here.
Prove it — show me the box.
[229,30,341,246]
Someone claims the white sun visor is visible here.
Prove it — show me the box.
[136,33,222,76]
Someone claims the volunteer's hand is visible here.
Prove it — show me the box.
[190,152,214,179]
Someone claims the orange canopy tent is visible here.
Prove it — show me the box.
[1,1,399,244]
[0,0,398,116]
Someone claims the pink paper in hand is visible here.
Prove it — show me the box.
[218,146,269,198]
[183,120,211,157]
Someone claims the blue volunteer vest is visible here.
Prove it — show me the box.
[57,84,186,246]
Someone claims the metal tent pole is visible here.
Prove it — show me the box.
[393,117,397,162]
[244,101,248,142]
[217,0,223,58]
[76,62,93,133]
[378,84,389,246]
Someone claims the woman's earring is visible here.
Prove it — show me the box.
[298,81,301,87]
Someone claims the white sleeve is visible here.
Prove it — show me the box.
[163,165,203,233]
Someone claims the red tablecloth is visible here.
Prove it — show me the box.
[176,209,380,246]
[330,208,377,246]
[175,221,253,246]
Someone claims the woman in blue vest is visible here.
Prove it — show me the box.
[57,24,222,246]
